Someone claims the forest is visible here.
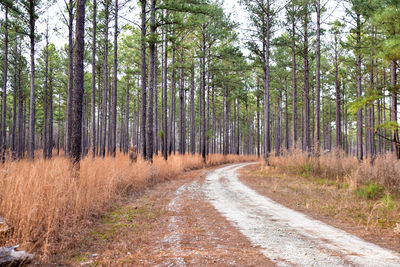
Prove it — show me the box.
[0,0,399,164]
[0,0,400,264]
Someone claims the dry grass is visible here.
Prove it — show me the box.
[0,152,257,258]
[269,149,400,191]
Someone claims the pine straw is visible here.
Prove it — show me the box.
[0,153,257,258]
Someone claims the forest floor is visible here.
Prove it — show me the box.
[47,163,400,266]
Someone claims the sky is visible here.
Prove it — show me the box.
[44,0,250,51]
[40,0,346,57]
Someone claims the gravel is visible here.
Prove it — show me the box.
[203,163,400,267]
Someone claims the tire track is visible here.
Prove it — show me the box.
[203,163,400,267]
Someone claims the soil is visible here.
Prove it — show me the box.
[52,165,273,266]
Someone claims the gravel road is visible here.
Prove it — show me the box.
[203,163,400,267]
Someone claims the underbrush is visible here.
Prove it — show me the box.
[261,149,400,232]
[0,152,257,258]
[269,149,400,192]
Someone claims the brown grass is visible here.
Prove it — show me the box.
[269,149,400,190]
[0,153,257,258]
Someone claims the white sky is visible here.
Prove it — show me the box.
[40,0,346,57]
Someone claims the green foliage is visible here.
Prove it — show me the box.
[380,193,395,213]
[355,183,385,200]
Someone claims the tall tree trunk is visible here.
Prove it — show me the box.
[391,60,399,158]
[201,25,207,162]
[314,0,321,155]
[168,41,176,156]
[154,44,158,154]
[66,0,74,155]
[146,0,156,161]
[303,9,311,153]
[179,49,185,155]
[70,0,86,166]
[101,0,109,157]
[17,42,23,159]
[285,78,289,150]
[190,62,195,154]
[12,38,17,159]
[43,23,50,159]
[91,0,97,158]
[140,0,147,159]
[356,14,363,161]
[48,68,53,158]
[291,0,297,149]
[125,81,129,153]
[1,5,8,162]
[334,29,341,149]
[162,23,168,160]
[111,0,118,157]
[28,0,36,159]
[263,0,271,163]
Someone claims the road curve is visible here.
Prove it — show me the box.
[203,163,400,267]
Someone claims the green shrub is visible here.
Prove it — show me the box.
[355,182,385,200]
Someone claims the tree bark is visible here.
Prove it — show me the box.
[28,0,36,159]
[314,0,321,155]
[179,49,185,155]
[43,23,50,159]
[91,0,97,158]
[1,5,9,162]
[303,8,311,153]
[168,41,176,156]
[334,28,341,149]
[291,0,297,149]
[70,0,86,166]
[66,0,74,155]
[146,0,156,161]
[162,22,168,160]
[190,62,195,154]
[391,60,399,158]
[140,0,147,159]
[263,0,271,163]
[101,0,109,157]
[111,0,118,157]
[356,14,363,161]
[48,68,53,158]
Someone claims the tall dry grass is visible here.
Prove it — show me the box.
[269,149,400,190]
[0,153,257,257]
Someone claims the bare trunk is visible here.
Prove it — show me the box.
[1,5,9,162]
[356,14,363,161]
[91,0,97,158]
[111,0,118,157]
[66,0,74,155]
[314,0,321,155]
[140,0,147,159]
[101,0,109,157]
[70,0,86,166]
[28,0,36,159]
[190,62,195,154]
[43,23,49,159]
[146,0,156,161]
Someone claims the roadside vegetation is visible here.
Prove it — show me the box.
[0,153,257,259]
[241,150,400,251]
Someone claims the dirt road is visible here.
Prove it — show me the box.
[204,163,400,266]
[68,163,400,266]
